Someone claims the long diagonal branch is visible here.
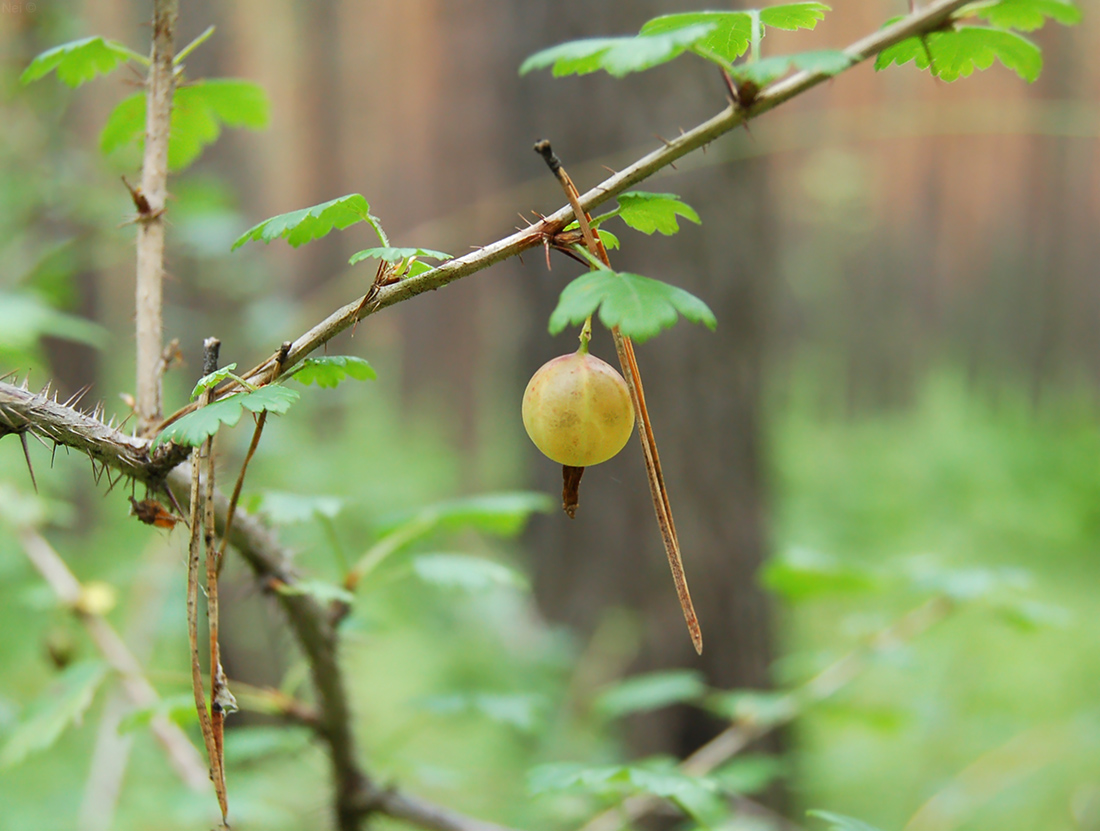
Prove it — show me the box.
[155,0,971,432]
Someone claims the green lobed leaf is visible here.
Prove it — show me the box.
[0,660,108,769]
[730,49,852,86]
[20,36,143,88]
[247,491,344,524]
[875,27,1043,82]
[232,194,377,250]
[964,0,1081,32]
[548,268,717,343]
[596,229,621,250]
[153,385,300,448]
[519,24,714,78]
[99,93,145,157]
[616,191,701,236]
[348,247,452,266]
[100,80,270,172]
[411,553,529,592]
[807,809,886,831]
[640,12,753,63]
[760,548,881,601]
[594,670,708,719]
[759,2,831,31]
[238,384,300,415]
[289,355,377,388]
[190,363,239,400]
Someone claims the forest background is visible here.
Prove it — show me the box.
[0,2,1097,831]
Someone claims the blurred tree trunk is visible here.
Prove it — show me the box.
[506,1,778,760]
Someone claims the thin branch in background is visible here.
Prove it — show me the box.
[79,537,192,831]
[134,0,178,435]
[15,526,209,791]
[534,139,703,655]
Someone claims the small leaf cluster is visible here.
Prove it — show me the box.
[521,3,833,82]
[21,34,270,172]
[553,192,716,343]
[102,80,270,172]
[155,354,377,448]
[875,0,1080,82]
[154,385,300,449]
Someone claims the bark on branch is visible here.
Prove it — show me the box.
[134,0,178,435]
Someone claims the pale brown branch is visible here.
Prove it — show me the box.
[134,0,178,435]
[16,526,209,792]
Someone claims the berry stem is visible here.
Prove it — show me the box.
[578,316,592,354]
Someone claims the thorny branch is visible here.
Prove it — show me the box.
[0,2,975,829]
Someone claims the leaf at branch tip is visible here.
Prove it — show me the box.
[549,269,716,344]
[616,191,701,235]
[412,553,530,592]
[348,247,452,266]
[807,809,886,831]
[238,385,299,415]
[152,385,300,448]
[0,660,108,769]
[290,356,376,388]
[963,0,1081,32]
[21,37,143,87]
[730,49,852,86]
[100,80,270,171]
[519,24,715,78]
[875,27,1043,82]
[191,363,239,400]
[232,194,377,250]
[594,670,708,719]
